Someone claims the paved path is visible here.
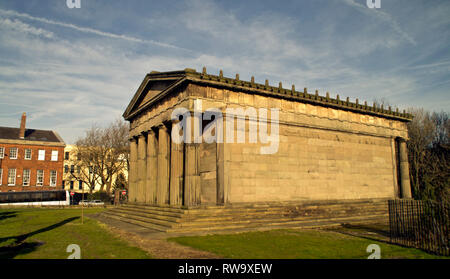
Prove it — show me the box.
[90,213,222,259]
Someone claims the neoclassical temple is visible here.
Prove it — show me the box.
[123,68,413,208]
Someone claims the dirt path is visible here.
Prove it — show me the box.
[92,214,222,259]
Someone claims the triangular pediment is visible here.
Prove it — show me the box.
[123,75,185,120]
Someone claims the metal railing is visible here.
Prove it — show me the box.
[389,199,449,256]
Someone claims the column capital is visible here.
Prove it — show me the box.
[157,123,170,131]
[137,133,146,138]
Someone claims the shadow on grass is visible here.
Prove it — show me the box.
[0,211,18,221]
[341,223,391,238]
[326,223,393,246]
[0,216,79,259]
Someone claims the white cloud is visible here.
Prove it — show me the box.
[0,17,54,38]
[0,8,191,52]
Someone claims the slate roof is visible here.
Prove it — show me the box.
[0,126,64,143]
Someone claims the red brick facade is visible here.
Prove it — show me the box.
[0,143,65,192]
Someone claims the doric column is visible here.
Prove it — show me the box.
[399,138,412,198]
[157,124,170,205]
[184,115,201,207]
[128,138,138,203]
[170,120,184,206]
[137,134,147,203]
[146,130,158,205]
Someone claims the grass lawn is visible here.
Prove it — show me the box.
[0,208,151,259]
[169,229,449,259]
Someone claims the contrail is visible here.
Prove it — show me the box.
[0,8,192,52]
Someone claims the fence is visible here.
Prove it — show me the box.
[388,199,450,256]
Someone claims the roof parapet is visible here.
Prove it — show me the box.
[147,67,413,120]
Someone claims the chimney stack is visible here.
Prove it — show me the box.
[19,112,26,139]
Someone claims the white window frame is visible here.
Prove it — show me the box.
[8,168,16,186]
[0,147,4,159]
[50,170,57,187]
[9,148,18,160]
[36,170,44,186]
[51,150,58,161]
[38,150,45,161]
[23,169,31,186]
[24,149,32,160]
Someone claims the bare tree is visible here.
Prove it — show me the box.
[407,108,449,203]
[73,119,129,195]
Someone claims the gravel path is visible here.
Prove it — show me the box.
[91,214,222,259]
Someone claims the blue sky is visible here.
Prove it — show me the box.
[0,0,449,144]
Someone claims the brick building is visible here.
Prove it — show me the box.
[0,113,66,192]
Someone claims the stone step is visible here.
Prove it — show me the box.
[168,214,388,234]
[99,212,169,232]
[103,205,387,231]
[178,210,388,227]
[101,210,178,230]
[111,206,184,218]
[183,204,387,218]
[98,200,390,235]
[178,210,389,228]
[121,204,186,214]
[108,207,183,223]
[186,204,387,216]
[184,199,388,210]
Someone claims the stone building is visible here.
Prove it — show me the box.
[0,113,65,191]
[122,68,413,208]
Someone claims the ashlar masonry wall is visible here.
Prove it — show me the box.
[187,84,408,204]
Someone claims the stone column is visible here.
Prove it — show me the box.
[398,138,412,199]
[146,130,158,205]
[137,134,147,203]
[157,124,170,205]
[170,120,184,206]
[128,138,138,203]
[184,115,201,207]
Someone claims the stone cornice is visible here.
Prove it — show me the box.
[123,68,413,122]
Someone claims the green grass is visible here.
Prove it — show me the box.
[169,229,449,259]
[0,208,151,259]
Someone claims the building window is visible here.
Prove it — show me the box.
[78,181,82,190]
[50,170,57,187]
[77,166,81,174]
[0,147,4,159]
[64,165,69,173]
[38,150,45,161]
[0,168,2,185]
[51,150,58,161]
[70,165,74,174]
[70,181,74,190]
[8,169,16,186]
[36,170,44,186]
[24,149,32,160]
[9,148,18,159]
[23,169,30,186]
[65,152,70,160]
